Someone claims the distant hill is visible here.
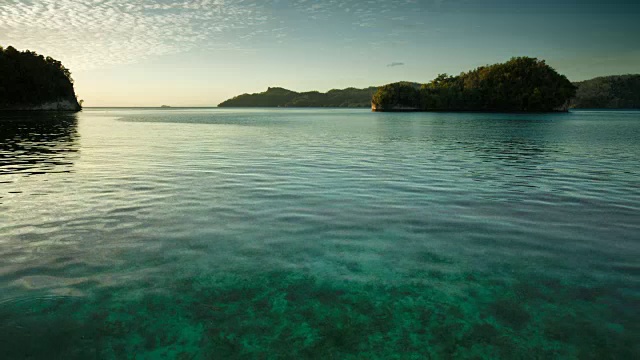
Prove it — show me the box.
[218,72,639,111]
[572,75,640,109]
[218,86,379,108]
[0,46,81,111]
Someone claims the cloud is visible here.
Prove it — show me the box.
[0,0,273,70]
[387,62,405,67]
[0,0,431,70]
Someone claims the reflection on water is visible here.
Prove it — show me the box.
[0,112,79,177]
[0,109,639,358]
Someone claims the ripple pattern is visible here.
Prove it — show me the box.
[0,109,639,358]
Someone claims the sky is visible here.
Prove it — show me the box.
[1,0,639,107]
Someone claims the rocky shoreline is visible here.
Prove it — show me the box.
[1,99,81,112]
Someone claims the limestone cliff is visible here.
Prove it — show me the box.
[4,99,81,111]
[371,102,420,112]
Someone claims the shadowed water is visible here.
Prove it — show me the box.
[1,108,639,358]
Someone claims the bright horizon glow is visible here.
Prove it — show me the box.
[1,0,639,107]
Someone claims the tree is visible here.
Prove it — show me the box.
[0,46,81,110]
[372,57,576,112]
[371,82,420,110]
[572,75,640,109]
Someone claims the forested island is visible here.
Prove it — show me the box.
[219,58,639,112]
[372,57,576,112]
[4,44,635,113]
[571,75,640,109]
[218,86,377,108]
[0,46,81,111]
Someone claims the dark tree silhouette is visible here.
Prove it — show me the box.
[572,75,640,109]
[0,46,81,111]
[218,87,378,108]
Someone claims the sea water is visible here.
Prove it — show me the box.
[1,108,638,358]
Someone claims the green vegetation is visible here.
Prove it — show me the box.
[218,86,378,108]
[372,57,576,112]
[219,66,638,111]
[571,75,640,109]
[0,46,81,111]
[371,82,421,111]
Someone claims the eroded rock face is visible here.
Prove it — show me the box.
[371,102,420,112]
[553,102,570,112]
[3,99,81,111]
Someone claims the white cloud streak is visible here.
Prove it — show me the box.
[0,0,269,69]
[0,0,436,70]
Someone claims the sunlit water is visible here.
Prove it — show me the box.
[1,108,639,358]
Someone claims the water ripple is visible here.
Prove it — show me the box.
[0,109,639,357]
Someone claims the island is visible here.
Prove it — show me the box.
[372,57,576,112]
[218,64,637,112]
[218,86,378,108]
[160,105,172,108]
[571,75,640,109]
[0,46,81,111]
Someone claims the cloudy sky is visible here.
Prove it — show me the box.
[1,0,639,106]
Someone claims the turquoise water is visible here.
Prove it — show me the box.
[1,108,639,358]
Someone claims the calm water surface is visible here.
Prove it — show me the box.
[1,108,639,358]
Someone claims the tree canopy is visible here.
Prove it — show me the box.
[372,57,577,112]
[0,46,81,110]
[571,75,640,109]
[371,82,421,110]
